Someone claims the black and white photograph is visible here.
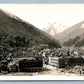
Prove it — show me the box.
[0,4,84,80]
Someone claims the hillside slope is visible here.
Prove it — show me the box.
[0,9,60,48]
[58,21,84,43]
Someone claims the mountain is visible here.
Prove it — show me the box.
[0,9,60,48]
[57,21,84,44]
[44,22,68,40]
[56,21,84,47]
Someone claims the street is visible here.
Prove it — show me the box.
[0,65,80,76]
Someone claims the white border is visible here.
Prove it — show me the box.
[0,76,84,80]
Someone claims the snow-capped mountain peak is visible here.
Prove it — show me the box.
[43,22,68,37]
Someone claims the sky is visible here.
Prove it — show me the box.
[0,4,84,31]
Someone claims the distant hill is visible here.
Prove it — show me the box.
[57,21,84,42]
[59,21,84,47]
[0,9,60,48]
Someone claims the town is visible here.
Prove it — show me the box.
[0,39,84,76]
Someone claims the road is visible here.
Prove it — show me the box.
[1,65,79,76]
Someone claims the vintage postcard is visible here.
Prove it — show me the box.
[0,3,84,80]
